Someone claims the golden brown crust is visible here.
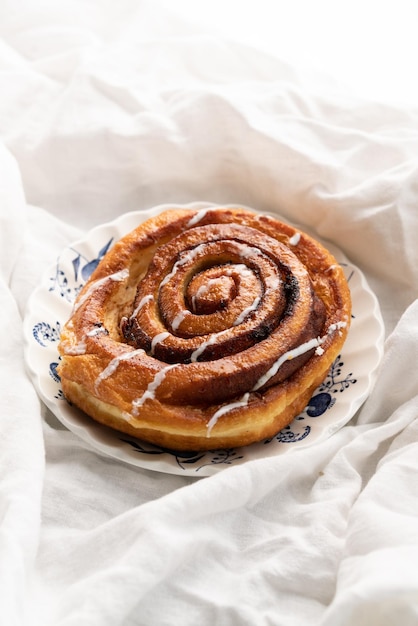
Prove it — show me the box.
[58,206,351,450]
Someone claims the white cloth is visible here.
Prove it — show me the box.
[1,2,418,625]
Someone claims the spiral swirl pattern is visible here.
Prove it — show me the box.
[58,206,351,450]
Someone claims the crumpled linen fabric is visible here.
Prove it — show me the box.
[1,1,418,625]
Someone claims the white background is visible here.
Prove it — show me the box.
[164,0,418,106]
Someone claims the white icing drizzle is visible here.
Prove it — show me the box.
[239,246,263,260]
[206,393,250,437]
[190,330,228,363]
[160,244,207,288]
[289,232,301,246]
[224,264,252,278]
[131,294,154,319]
[328,321,348,336]
[171,310,189,332]
[265,275,281,291]
[74,268,129,312]
[61,340,87,355]
[62,326,107,355]
[86,326,107,337]
[132,364,177,414]
[150,331,170,355]
[252,320,347,391]
[194,278,219,301]
[186,208,215,228]
[94,349,145,391]
[191,283,209,312]
[233,296,261,326]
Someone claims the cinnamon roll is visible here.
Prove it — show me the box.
[58,206,351,451]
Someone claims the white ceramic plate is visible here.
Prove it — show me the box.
[24,203,385,476]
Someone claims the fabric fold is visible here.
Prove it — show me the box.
[1,2,418,625]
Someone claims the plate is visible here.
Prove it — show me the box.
[23,203,385,476]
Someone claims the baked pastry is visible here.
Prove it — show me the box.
[58,205,351,451]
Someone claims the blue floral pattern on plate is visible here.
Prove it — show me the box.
[49,238,113,301]
[33,321,61,347]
